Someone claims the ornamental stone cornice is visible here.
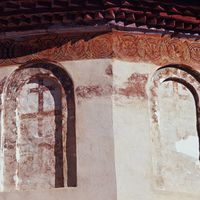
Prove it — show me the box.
[0,30,200,68]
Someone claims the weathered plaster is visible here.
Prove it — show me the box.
[0,31,199,200]
[112,60,200,200]
[0,59,117,200]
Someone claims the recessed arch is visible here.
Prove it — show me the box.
[149,64,200,191]
[1,60,77,191]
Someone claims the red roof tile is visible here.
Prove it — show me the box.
[0,0,199,35]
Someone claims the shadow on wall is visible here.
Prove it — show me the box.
[150,64,200,159]
[148,64,200,194]
[0,60,77,191]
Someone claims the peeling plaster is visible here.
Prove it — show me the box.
[0,60,116,199]
[175,136,199,159]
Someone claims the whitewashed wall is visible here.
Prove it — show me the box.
[0,59,199,200]
[113,60,200,200]
[0,59,116,200]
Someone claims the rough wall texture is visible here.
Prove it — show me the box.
[112,61,200,200]
[149,66,200,195]
[0,31,200,200]
[0,60,116,200]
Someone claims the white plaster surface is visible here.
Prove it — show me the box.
[176,136,199,159]
[112,60,200,200]
[0,59,117,200]
[0,59,199,200]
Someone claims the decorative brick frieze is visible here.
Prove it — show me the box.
[0,31,200,68]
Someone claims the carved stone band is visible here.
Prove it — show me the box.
[0,31,200,67]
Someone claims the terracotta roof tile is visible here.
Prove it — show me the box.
[0,0,199,35]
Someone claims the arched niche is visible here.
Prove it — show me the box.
[0,61,76,191]
[149,64,200,194]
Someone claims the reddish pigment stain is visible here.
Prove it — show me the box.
[0,77,7,93]
[118,73,148,98]
[76,85,104,98]
[105,65,113,76]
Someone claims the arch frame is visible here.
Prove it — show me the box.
[148,64,200,191]
[0,60,77,191]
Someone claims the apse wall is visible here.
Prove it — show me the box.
[0,59,117,200]
[112,60,200,200]
[0,58,200,200]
